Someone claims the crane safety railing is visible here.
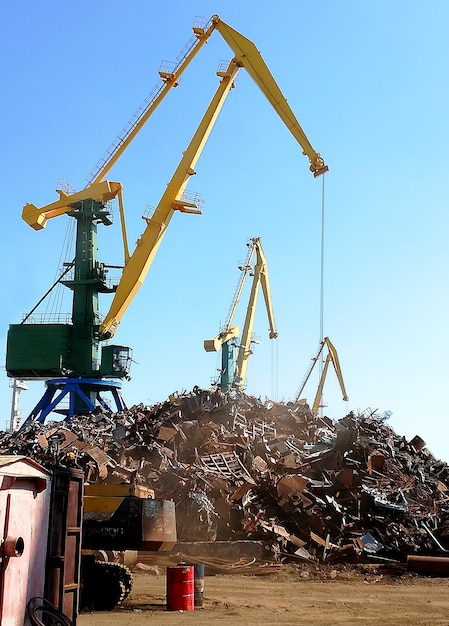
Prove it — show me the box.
[85,16,214,186]
[294,341,325,404]
[221,244,255,334]
[142,190,204,221]
[22,312,71,325]
[85,81,167,185]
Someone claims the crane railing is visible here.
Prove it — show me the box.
[294,341,325,404]
[86,16,217,186]
[85,82,166,185]
[222,242,255,334]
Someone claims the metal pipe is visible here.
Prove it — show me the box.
[408,555,449,576]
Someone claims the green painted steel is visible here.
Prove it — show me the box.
[220,341,235,391]
[6,324,72,378]
[61,199,114,377]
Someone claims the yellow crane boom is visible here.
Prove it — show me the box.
[214,20,327,177]
[98,17,327,339]
[87,16,219,186]
[295,337,348,416]
[100,59,240,338]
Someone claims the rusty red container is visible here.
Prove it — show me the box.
[166,565,194,611]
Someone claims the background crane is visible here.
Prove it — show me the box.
[294,337,349,416]
[204,237,278,392]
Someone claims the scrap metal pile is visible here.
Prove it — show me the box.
[1,387,448,565]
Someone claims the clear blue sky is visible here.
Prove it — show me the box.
[1,1,448,460]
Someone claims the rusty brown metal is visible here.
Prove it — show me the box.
[407,555,449,576]
[1,388,448,567]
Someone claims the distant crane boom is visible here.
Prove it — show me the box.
[295,337,348,416]
[205,237,278,391]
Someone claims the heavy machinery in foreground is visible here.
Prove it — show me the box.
[0,455,177,623]
[6,14,327,423]
[80,483,177,611]
[204,237,278,391]
[294,337,348,415]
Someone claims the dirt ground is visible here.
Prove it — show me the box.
[77,565,449,626]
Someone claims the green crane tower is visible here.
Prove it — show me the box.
[6,196,131,424]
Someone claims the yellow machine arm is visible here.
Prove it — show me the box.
[99,18,327,339]
[214,20,327,177]
[21,16,218,233]
[22,181,123,231]
[233,238,278,390]
[87,14,327,185]
[295,337,348,416]
[205,237,277,390]
[87,17,219,186]
[99,59,240,338]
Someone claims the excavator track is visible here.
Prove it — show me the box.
[80,557,133,611]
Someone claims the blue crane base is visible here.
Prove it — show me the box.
[21,377,127,428]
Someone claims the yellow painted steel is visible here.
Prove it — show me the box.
[204,327,240,353]
[295,337,348,416]
[204,239,253,354]
[99,59,241,339]
[22,181,122,231]
[204,237,278,392]
[89,16,219,186]
[83,483,155,514]
[86,14,327,186]
[215,20,328,177]
[205,237,278,389]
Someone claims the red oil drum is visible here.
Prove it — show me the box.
[166,565,194,611]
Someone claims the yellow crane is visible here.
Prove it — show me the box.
[11,15,327,421]
[204,237,277,391]
[294,337,348,416]
[21,15,327,342]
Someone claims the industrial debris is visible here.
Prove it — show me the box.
[2,387,448,566]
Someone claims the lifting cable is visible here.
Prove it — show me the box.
[271,337,278,401]
[45,218,76,317]
[21,261,74,324]
[318,173,326,415]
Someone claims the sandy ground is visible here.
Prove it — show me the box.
[77,566,449,626]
